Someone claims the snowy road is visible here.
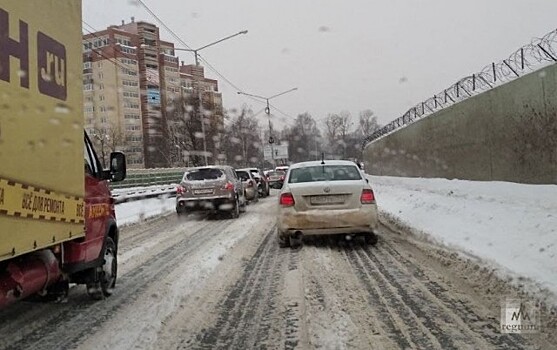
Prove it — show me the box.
[0,193,555,349]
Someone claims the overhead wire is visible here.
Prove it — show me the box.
[82,21,136,73]
[135,0,296,127]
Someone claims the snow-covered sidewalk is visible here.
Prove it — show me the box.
[369,175,557,297]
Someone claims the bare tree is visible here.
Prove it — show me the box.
[282,113,322,162]
[323,111,353,158]
[166,94,201,166]
[89,123,128,167]
[222,105,263,168]
[324,113,341,152]
[358,109,380,137]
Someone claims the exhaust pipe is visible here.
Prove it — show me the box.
[0,250,61,308]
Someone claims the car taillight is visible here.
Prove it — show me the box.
[176,185,186,195]
[360,189,375,204]
[223,182,234,191]
[279,176,285,181]
[280,193,295,207]
[247,180,254,187]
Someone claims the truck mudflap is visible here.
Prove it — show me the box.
[0,250,61,308]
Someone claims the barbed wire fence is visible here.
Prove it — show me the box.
[363,28,557,148]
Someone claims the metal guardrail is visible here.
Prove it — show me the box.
[363,28,557,147]
[110,167,186,190]
[112,185,177,204]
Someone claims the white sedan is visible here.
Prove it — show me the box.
[277,160,379,248]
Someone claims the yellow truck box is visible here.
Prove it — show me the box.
[0,0,85,261]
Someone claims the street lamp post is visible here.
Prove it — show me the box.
[237,88,297,168]
[174,30,248,67]
[174,30,248,166]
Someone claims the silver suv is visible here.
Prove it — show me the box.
[176,166,246,218]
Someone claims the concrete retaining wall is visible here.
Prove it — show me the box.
[364,64,557,184]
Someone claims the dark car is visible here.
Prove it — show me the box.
[176,166,246,218]
[266,170,286,189]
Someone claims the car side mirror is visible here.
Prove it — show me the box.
[110,152,126,182]
[366,179,369,183]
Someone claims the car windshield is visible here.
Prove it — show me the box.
[289,165,362,183]
[185,168,224,181]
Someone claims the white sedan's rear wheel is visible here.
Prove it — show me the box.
[364,233,378,245]
[289,235,302,249]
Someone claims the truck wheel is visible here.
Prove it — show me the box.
[87,237,117,300]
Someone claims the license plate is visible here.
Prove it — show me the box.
[310,195,345,205]
[194,189,214,195]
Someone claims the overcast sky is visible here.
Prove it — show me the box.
[83,0,557,129]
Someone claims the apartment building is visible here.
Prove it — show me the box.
[84,19,181,168]
[83,19,224,168]
[83,26,144,168]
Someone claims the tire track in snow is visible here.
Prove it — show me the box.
[188,226,293,349]
[0,218,229,350]
[378,241,528,349]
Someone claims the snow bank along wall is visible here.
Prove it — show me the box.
[363,63,557,184]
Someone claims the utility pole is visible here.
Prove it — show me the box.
[237,87,297,169]
[196,76,208,166]
[174,30,248,167]
[265,99,276,168]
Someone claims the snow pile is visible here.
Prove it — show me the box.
[115,195,176,226]
[369,175,557,296]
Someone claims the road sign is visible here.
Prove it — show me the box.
[264,145,289,161]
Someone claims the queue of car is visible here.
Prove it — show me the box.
[175,160,377,250]
[175,165,275,219]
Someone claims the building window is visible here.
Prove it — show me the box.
[124,102,140,109]
[83,84,93,91]
[123,91,139,98]
[126,135,143,142]
[121,47,136,54]
[99,95,105,101]
[123,80,139,87]
[120,68,138,76]
[120,58,137,65]
[126,125,141,131]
